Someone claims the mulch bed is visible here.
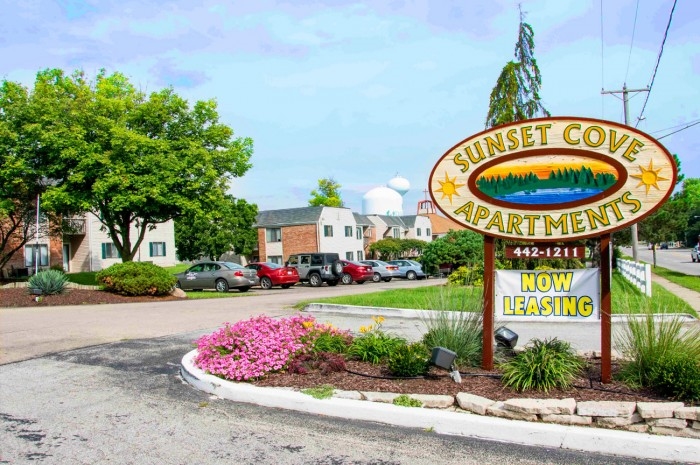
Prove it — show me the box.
[0,287,184,307]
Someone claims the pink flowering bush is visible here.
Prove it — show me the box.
[194,314,352,381]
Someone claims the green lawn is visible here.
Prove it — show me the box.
[295,271,697,318]
[649,266,700,293]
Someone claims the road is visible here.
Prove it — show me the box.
[621,246,700,276]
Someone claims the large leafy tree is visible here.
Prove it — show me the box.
[420,230,484,274]
[30,69,253,262]
[309,178,343,207]
[175,195,258,261]
[638,178,700,246]
[485,8,549,128]
[0,79,62,270]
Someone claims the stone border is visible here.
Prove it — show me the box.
[181,350,699,463]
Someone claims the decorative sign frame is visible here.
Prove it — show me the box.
[429,117,677,241]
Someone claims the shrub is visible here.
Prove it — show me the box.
[447,264,484,286]
[348,316,406,364]
[421,287,483,368]
[616,310,700,389]
[288,352,347,375]
[648,353,700,402]
[96,262,176,296]
[195,314,323,381]
[310,328,353,354]
[388,342,430,377]
[28,269,69,295]
[393,394,423,407]
[499,338,584,392]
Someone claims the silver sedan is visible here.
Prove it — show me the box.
[174,261,259,292]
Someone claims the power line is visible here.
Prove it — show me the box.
[634,0,678,127]
[625,0,640,84]
[649,118,700,135]
[657,120,700,140]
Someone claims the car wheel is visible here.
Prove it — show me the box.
[260,276,273,289]
[238,286,250,292]
[331,260,344,277]
[309,273,323,287]
[406,270,417,280]
[281,284,292,289]
[215,279,229,292]
[341,273,353,285]
[372,272,381,283]
[175,280,182,289]
[382,277,392,282]
[327,280,339,286]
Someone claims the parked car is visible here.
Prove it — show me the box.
[246,262,299,289]
[691,246,700,263]
[387,259,427,280]
[285,252,343,287]
[360,259,401,282]
[174,261,259,292]
[339,260,374,284]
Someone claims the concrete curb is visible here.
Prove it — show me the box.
[181,349,699,463]
[302,303,698,322]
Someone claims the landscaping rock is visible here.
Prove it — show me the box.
[410,394,454,409]
[486,402,538,421]
[503,398,576,415]
[674,406,700,421]
[333,390,363,400]
[577,401,636,417]
[539,414,592,426]
[646,418,688,428]
[636,401,684,419]
[455,393,495,415]
[361,391,399,403]
[595,413,643,428]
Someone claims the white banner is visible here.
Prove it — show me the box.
[495,269,600,321]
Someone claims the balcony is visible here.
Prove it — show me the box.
[62,217,86,235]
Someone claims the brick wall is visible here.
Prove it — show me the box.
[282,225,318,259]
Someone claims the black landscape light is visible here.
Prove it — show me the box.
[495,326,518,349]
[430,346,457,370]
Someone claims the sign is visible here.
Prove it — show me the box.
[504,244,586,259]
[495,269,600,321]
[429,117,677,241]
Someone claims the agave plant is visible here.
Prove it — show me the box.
[27,269,69,295]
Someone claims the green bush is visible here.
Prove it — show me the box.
[393,394,423,407]
[312,331,352,354]
[28,269,69,295]
[447,264,484,286]
[616,311,700,389]
[647,353,700,402]
[499,338,584,392]
[96,262,176,296]
[388,342,430,377]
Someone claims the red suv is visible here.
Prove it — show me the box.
[339,260,374,284]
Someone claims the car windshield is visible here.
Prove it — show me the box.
[222,262,245,270]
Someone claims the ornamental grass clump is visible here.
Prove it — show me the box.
[195,314,346,381]
[348,316,406,364]
[27,269,69,295]
[500,338,584,392]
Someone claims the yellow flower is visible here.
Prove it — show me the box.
[359,326,368,333]
[372,316,385,325]
[302,321,314,329]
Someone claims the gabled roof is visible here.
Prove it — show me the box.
[255,206,326,227]
[353,212,373,226]
[370,215,408,229]
[422,213,466,235]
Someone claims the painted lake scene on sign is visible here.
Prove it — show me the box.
[475,156,619,206]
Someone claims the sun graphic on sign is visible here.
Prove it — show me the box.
[435,172,464,204]
[630,160,669,194]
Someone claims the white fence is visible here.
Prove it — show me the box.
[616,258,652,297]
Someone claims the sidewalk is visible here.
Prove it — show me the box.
[652,273,700,315]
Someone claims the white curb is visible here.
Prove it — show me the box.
[181,349,698,463]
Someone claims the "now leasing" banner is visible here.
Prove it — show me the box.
[495,269,600,321]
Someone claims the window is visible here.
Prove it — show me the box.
[149,242,166,257]
[392,227,400,238]
[357,250,363,260]
[301,255,311,265]
[416,228,422,237]
[266,228,282,242]
[324,225,333,237]
[345,226,353,237]
[356,227,362,239]
[426,228,431,237]
[24,244,48,267]
[101,243,121,259]
[287,255,298,266]
[346,251,354,260]
[268,255,283,265]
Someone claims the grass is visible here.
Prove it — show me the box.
[301,384,335,399]
[297,273,697,317]
[649,265,700,293]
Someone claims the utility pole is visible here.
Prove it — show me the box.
[601,84,649,262]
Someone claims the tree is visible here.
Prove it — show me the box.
[0,79,62,271]
[175,195,258,261]
[639,178,700,246]
[309,178,343,207]
[485,7,549,129]
[30,69,253,262]
[420,230,484,274]
[368,238,402,260]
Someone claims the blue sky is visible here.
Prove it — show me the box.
[2,0,698,213]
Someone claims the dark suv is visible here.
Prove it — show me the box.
[285,252,343,287]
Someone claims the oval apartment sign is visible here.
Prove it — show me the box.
[429,117,677,241]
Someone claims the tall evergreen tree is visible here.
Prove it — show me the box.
[485,7,549,128]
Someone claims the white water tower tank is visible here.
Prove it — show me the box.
[362,186,403,216]
[387,175,410,196]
